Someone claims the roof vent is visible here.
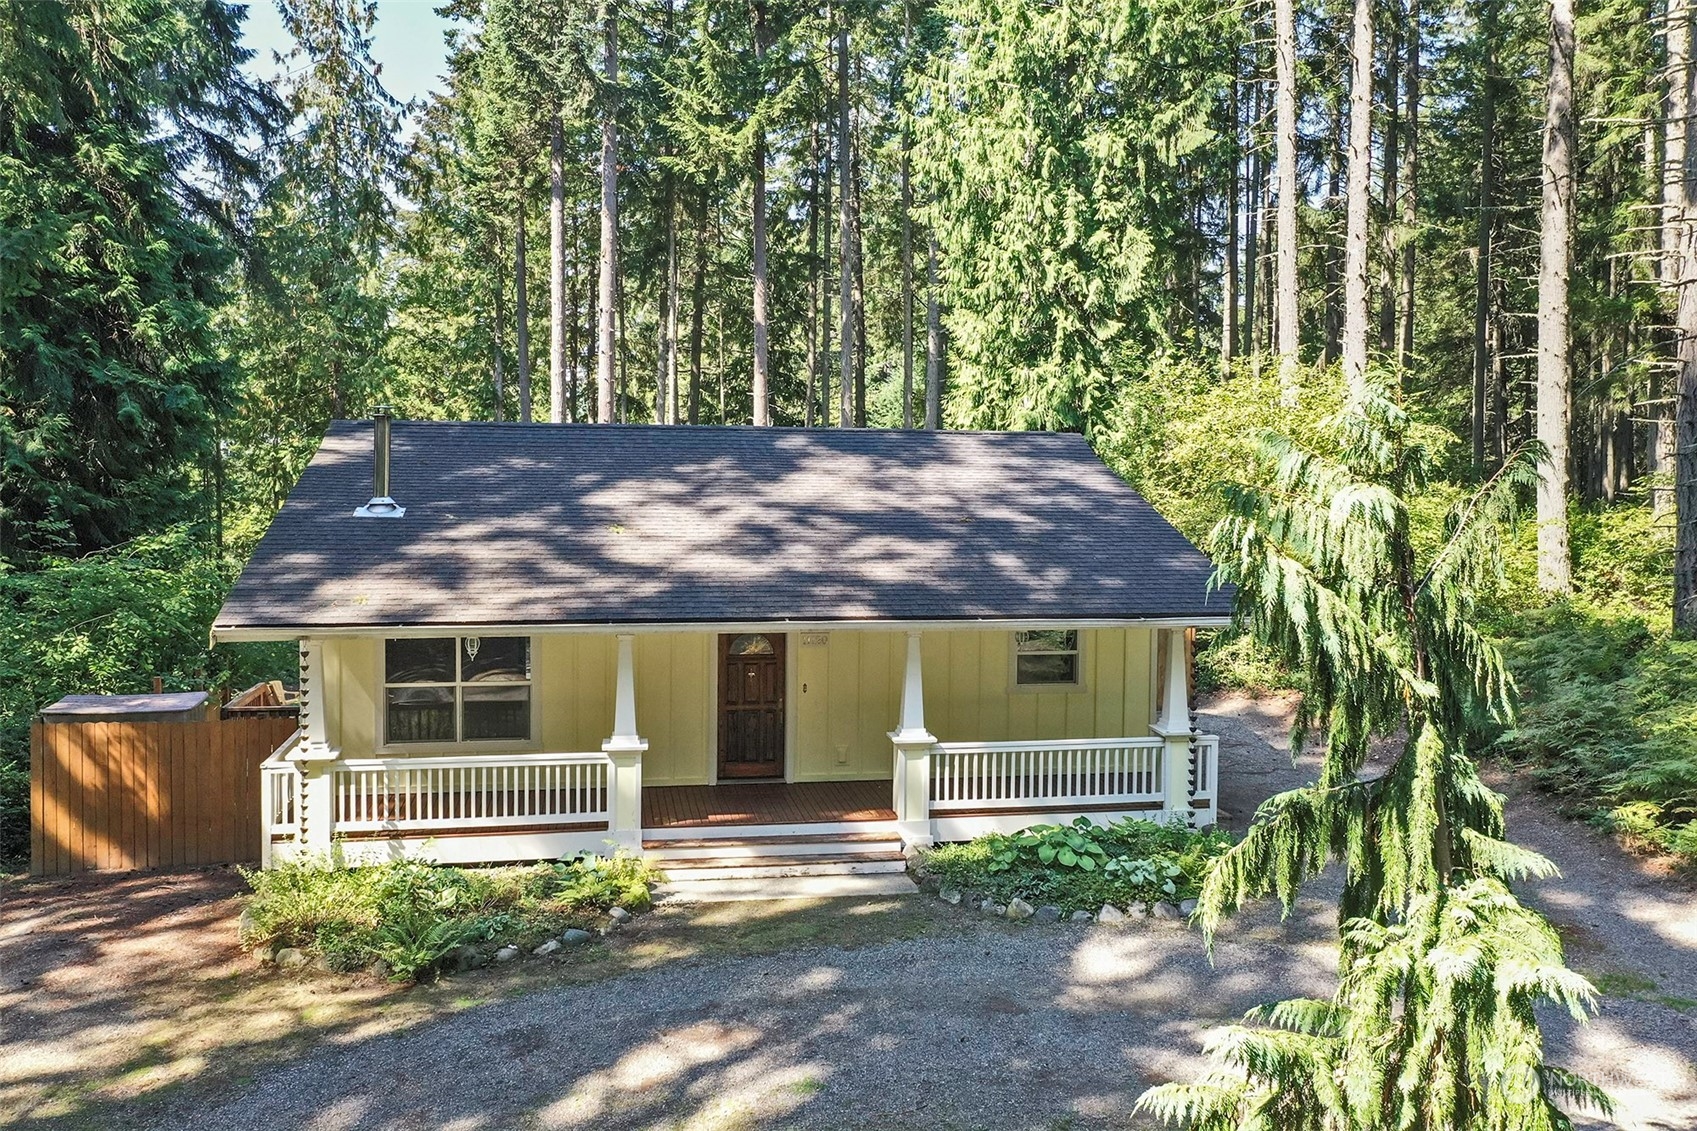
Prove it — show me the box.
[354,406,406,518]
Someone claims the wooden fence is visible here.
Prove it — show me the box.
[29,716,300,878]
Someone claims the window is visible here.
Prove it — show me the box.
[1014,630,1081,686]
[385,636,532,744]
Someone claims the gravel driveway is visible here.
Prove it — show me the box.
[6,694,1695,1131]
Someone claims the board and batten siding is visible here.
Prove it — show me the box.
[317,627,1156,787]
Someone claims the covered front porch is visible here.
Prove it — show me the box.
[261,625,1218,869]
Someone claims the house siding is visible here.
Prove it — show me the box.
[318,627,1156,788]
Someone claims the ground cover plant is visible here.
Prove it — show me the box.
[239,852,659,981]
[921,816,1233,913]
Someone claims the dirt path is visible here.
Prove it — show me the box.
[2,693,1693,1130]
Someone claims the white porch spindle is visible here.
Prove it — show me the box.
[889,630,936,846]
[602,633,647,851]
[1152,627,1195,822]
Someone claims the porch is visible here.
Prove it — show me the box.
[261,626,1219,870]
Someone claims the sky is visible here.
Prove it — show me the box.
[240,0,457,113]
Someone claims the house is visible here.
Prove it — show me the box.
[213,411,1230,876]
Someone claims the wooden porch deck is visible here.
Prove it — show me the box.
[642,780,895,829]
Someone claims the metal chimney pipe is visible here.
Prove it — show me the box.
[354,406,406,518]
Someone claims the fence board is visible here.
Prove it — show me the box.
[28,716,297,878]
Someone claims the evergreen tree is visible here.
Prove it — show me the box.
[0,0,274,557]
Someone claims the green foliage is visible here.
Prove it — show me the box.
[0,527,293,868]
[1143,381,1604,1129]
[922,817,1232,913]
[240,852,660,981]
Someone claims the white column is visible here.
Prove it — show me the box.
[291,637,340,854]
[602,633,648,852]
[1151,628,1194,822]
[888,630,936,847]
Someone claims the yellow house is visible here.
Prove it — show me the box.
[214,412,1230,876]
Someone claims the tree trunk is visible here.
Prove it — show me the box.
[1674,0,1697,632]
[515,194,533,423]
[1535,0,1575,592]
[806,124,820,428]
[491,248,505,423]
[1378,19,1400,355]
[1273,0,1301,401]
[689,193,707,425]
[837,21,854,429]
[596,0,619,425]
[1222,70,1239,374]
[900,0,915,428]
[821,116,834,427]
[1398,0,1420,371]
[1472,0,1497,474]
[1244,76,1261,360]
[750,0,771,426]
[663,176,679,425]
[549,112,567,423]
[926,233,942,428]
[1342,0,1375,398]
[1324,92,1344,365]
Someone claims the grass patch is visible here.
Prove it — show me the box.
[240,852,660,981]
[917,816,1233,914]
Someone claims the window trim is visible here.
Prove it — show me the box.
[378,635,539,753]
[1010,629,1085,691]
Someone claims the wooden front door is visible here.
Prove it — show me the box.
[718,633,786,780]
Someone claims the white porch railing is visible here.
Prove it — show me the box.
[1190,734,1219,806]
[329,752,611,833]
[929,737,1167,812]
[259,730,303,869]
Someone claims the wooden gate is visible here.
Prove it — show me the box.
[29,716,300,877]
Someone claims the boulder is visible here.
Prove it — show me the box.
[1069,910,1094,922]
[273,947,309,969]
[1179,898,1199,916]
[532,939,562,957]
[1151,901,1184,920]
[1005,898,1035,921]
[608,906,633,923]
[561,928,594,945]
[938,886,963,906]
[444,945,484,972]
[494,946,520,963]
[1034,905,1062,924]
[237,907,257,940]
[1096,904,1127,923]
[980,898,1004,916]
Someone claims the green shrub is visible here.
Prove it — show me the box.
[921,816,1233,914]
[240,852,661,981]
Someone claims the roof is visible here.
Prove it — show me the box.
[41,693,209,720]
[212,422,1230,636]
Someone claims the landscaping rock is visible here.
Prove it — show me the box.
[1034,905,1062,924]
[494,946,520,963]
[608,906,633,923]
[938,886,962,905]
[980,899,1004,916]
[1151,901,1184,920]
[445,945,484,973]
[1005,898,1035,921]
[237,907,257,939]
[1179,899,1198,916]
[1096,904,1126,923]
[1070,910,1093,922]
[367,959,391,980]
[532,939,561,957]
[273,947,308,969]
[560,928,594,946]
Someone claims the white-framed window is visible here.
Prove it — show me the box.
[1013,630,1081,687]
[384,636,532,744]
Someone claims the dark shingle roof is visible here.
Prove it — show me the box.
[212,422,1229,634]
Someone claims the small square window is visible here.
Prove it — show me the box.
[1015,630,1081,687]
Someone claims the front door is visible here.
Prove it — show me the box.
[718,633,786,780]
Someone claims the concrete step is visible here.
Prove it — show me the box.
[641,819,901,842]
[642,831,902,861]
[656,872,920,902]
[653,851,910,881]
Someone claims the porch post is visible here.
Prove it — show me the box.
[292,637,339,855]
[602,633,648,852]
[889,630,936,847]
[1151,628,1194,823]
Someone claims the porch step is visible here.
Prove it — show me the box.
[641,830,902,861]
[652,851,910,881]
